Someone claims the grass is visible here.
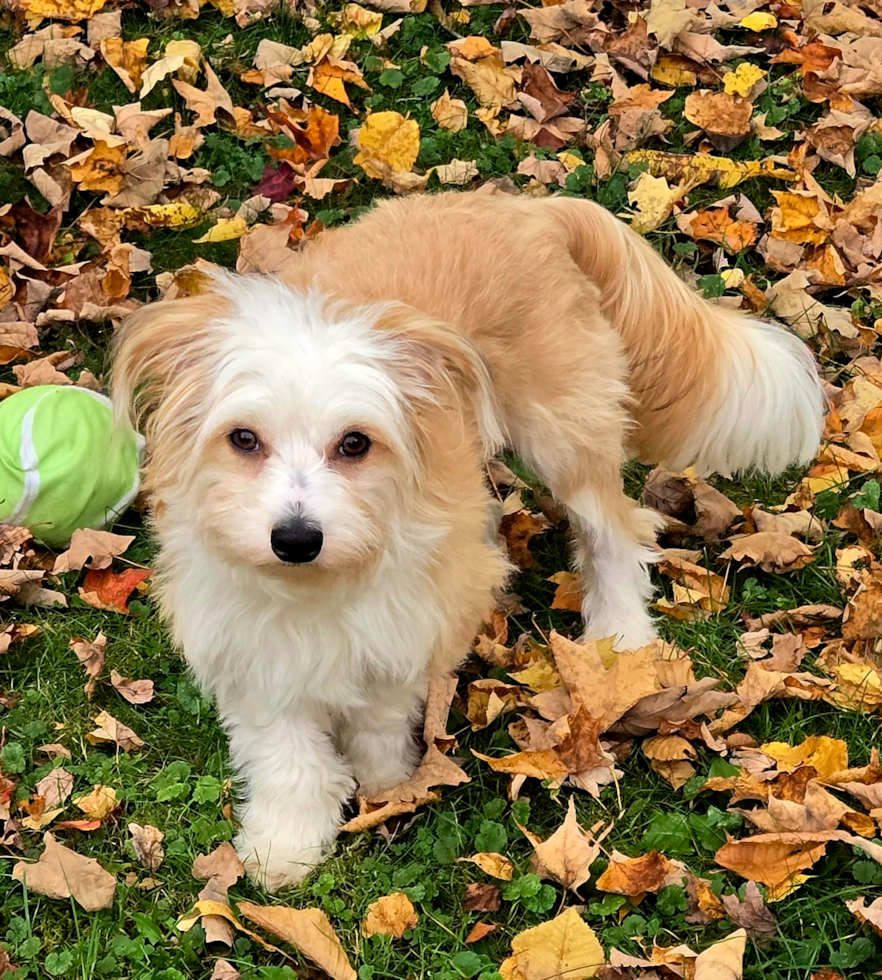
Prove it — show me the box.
[2,0,882,978]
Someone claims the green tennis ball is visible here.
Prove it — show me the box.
[0,385,143,549]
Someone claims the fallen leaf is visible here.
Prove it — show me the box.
[110,670,154,705]
[720,881,777,940]
[464,882,501,911]
[626,172,687,235]
[431,90,468,132]
[129,823,164,872]
[458,852,515,880]
[74,784,118,820]
[714,838,827,900]
[694,928,746,979]
[500,907,604,980]
[86,710,144,752]
[353,111,420,180]
[13,832,115,911]
[69,632,107,698]
[846,895,882,937]
[625,148,796,190]
[34,768,73,809]
[79,567,153,614]
[684,91,752,150]
[237,903,356,980]
[596,850,684,899]
[361,892,419,938]
[210,961,241,980]
[720,532,816,573]
[466,921,498,943]
[193,841,246,945]
[530,797,611,892]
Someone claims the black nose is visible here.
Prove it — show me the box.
[271,520,323,564]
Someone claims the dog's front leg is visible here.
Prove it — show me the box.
[226,706,355,892]
[339,675,426,798]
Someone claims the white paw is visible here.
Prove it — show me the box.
[234,833,326,892]
[356,762,418,800]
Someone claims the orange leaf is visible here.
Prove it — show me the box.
[80,568,152,614]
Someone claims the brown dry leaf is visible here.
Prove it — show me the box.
[173,63,235,128]
[193,841,246,945]
[69,633,107,698]
[463,882,501,911]
[13,350,76,387]
[721,881,778,940]
[714,838,828,900]
[237,903,356,980]
[431,89,468,132]
[596,850,684,899]
[74,784,118,820]
[499,511,548,568]
[210,962,241,980]
[846,895,882,937]
[361,892,419,938]
[100,37,149,93]
[657,555,730,618]
[110,670,154,705]
[458,852,515,880]
[34,768,73,810]
[467,678,523,730]
[684,91,752,150]
[473,748,569,784]
[128,823,164,872]
[86,710,145,752]
[530,797,611,892]
[680,206,758,253]
[550,632,660,729]
[500,907,604,980]
[769,190,832,246]
[367,745,470,804]
[13,832,116,911]
[450,46,518,109]
[720,532,815,573]
[694,929,747,979]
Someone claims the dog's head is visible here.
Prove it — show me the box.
[112,272,500,572]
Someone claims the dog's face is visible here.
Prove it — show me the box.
[113,274,499,573]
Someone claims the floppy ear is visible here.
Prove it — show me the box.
[373,304,505,455]
[112,289,230,494]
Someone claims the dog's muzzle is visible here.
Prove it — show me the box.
[271,519,323,564]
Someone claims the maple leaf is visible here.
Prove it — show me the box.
[86,710,145,752]
[353,111,420,180]
[110,670,154,704]
[457,852,514,880]
[192,841,246,945]
[463,882,501,911]
[69,632,107,698]
[79,567,153,614]
[528,797,612,892]
[13,832,116,910]
[432,90,469,133]
[74,784,118,820]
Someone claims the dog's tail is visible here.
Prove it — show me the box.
[544,196,826,477]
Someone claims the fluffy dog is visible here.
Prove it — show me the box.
[113,191,824,890]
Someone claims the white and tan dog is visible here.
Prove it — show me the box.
[113,192,824,890]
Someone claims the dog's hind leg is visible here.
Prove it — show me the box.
[506,350,662,651]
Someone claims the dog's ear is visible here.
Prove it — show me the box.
[112,289,228,435]
[374,304,504,454]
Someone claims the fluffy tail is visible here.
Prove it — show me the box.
[544,197,826,478]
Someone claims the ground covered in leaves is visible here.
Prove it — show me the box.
[2,0,882,977]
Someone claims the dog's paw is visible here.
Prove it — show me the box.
[234,833,324,892]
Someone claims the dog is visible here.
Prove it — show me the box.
[113,191,825,890]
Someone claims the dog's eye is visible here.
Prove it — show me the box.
[230,428,260,453]
[339,431,371,458]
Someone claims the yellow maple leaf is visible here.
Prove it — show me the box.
[624,149,796,190]
[361,893,419,938]
[309,58,369,108]
[625,172,686,234]
[100,37,150,94]
[723,62,767,97]
[66,142,127,195]
[192,215,249,244]
[335,3,383,38]
[16,0,107,26]
[457,852,515,879]
[354,111,420,179]
[501,908,604,980]
[739,11,778,29]
[760,736,849,779]
[122,203,203,228]
[769,190,831,245]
